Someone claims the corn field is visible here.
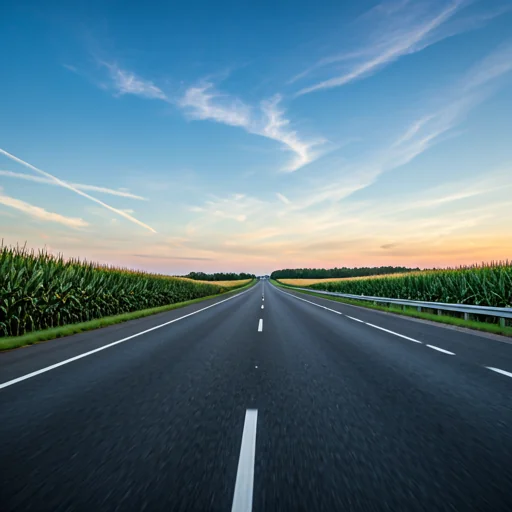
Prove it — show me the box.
[300,262,512,308]
[0,246,231,337]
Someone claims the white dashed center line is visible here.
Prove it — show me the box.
[365,322,422,344]
[486,367,512,378]
[258,319,263,332]
[346,315,364,323]
[261,305,264,310]
[276,288,342,315]
[426,345,454,355]
[274,285,465,357]
[231,409,258,512]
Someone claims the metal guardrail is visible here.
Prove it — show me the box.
[285,286,512,326]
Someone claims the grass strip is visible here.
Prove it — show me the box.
[272,280,512,338]
[0,280,257,352]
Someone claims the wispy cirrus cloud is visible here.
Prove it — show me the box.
[295,0,506,96]
[0,148,156,233]
[462,39,512,91]
[100,62,167,100]
[179,84,325,171]
[62,64,78,73]
[179,83,251,127]
[179,166,512,269]
[259,95,326,171]
[0,188,88,228]
[93,57,326,172]
[280,41,512,212]
[0,170,147,200]
[188,193,264,235]
[276,192,291,205]
[387,41,512,161]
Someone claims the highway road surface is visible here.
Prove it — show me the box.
[1,280,511,511]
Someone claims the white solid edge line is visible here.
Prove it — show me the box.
[346,315,364,323]
[0,286,254,390]
[365,322,422,344]
[275,287,342,315]
[426,344,455,355]
[258,319,263,332]
[231,409,258,512]
[485,367,512,378]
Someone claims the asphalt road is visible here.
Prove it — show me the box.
[1,280,511,511]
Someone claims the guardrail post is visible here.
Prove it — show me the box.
[437,309,442,316]
[464,313,469,321]
[500,318,506,328]
[417,306,422,312]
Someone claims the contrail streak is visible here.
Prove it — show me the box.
[0,148,156,233]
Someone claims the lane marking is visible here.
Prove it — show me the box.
[346,315,364,323]
[486,367,512,378]
[258,319,263,332]
[426,345,454,355]
[261,305,264,310]
[275,287,343,315]
[231,409,258,512]
[275,286,424,344]
[0,287,255,391]
[262,298,264,301]
[365,323,422,344]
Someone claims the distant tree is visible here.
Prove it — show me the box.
[184,272,256,281]
[270,266,420,280]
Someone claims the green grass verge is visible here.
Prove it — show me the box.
[272,280,512,338]
[0,279,257,352]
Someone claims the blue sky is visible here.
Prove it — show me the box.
[1,0,511,274]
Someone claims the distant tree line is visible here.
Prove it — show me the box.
[270,266,420,280]
[185,272,256,281]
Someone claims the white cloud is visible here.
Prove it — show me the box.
[0,189,88,228]
[179,83,251,127]
[101,62,167,100]
[259,95,326,171]
[290,41,512,210]
[360,169,512,219]
[63,64,78,73]
[391,114,436,147]
[276,192,291,204]
[214,211,247,222]
[189,193,264,230]
[179,85,325,171]
[340,45,512,202]
[288,49,371,85]
[0,170,147,200]
[89,62,325,172]
[388,41,512,162]
[462,40,512,91]
[295,0,497,96]
[0,148,156,233]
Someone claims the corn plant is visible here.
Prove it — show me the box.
[304,262,512,308]
[0,245,229,337]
